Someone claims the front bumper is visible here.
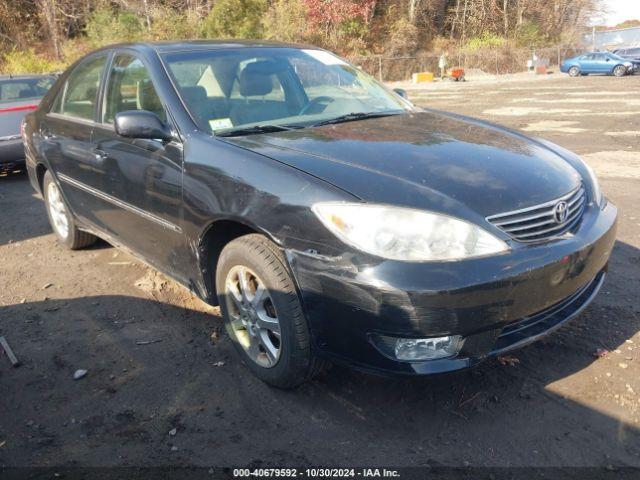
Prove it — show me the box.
[287,201,617,375]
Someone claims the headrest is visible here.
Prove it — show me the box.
[136,79,163,114]
[239,61,287,97]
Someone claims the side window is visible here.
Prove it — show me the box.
[0,82,32,101]
[58,55,107,120]
[103,54,166,124]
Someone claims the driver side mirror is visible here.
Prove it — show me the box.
[115,110,173,141]
[393,88,408,99]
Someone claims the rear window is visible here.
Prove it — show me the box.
[52,55,107,120]
[0,77,54,103]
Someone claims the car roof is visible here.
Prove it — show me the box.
[94,40,321,55]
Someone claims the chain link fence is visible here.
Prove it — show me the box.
[348,46,585,82]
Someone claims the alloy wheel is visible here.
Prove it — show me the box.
[47,181,69,240]
[225,265,281,368]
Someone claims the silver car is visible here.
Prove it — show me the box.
[0,75,55,173]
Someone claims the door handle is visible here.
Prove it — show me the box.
[41,128,56,140]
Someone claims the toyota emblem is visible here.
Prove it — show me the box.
[553,201,569,224]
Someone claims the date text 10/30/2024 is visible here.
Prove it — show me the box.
[233,469,401,478]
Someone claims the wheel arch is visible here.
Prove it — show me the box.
[612,64,627,75]
[197,217,282,305]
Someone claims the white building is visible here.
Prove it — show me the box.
[583,26,640,50]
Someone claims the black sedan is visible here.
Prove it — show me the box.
[613,47,640,62]
[0,74,55,173]
[23,41,617,388]
[611,47,640,73]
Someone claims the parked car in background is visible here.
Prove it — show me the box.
[24,42,616,388]
[611,47,640,73]
[612,46,640,62]
[0,74,56,173]
[561,52,635,77]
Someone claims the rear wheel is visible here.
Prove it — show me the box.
[613,65,627,77]
[568,66,580,77]
[216,234,325,388]
[43,171,97,250]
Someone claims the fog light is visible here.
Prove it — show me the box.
[372,334,464,361]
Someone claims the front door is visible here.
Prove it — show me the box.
[593,54,610,73]
[91,52,185,275]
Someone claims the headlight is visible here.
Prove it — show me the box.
[312,203,508,262]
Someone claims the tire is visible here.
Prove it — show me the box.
[568,66,580,77]
[216,234,325,388]
[43,171,97,250]
[613,65,627,77]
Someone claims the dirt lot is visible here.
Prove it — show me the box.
[1,72,639,469]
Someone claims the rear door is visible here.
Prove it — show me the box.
[40,53,110,222]
[90,51,184,271]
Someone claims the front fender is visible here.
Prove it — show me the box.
[180,132,357,302]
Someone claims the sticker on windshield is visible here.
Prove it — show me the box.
[209,118,233,131]
[303,49,348,66]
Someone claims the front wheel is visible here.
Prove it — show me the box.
[613,65,627,77]
[216,234,325,388]
[43,171,97,249]
[568,66,580,77]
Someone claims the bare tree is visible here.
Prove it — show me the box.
[40,0,61,59]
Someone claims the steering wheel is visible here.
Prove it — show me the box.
[299,96,335,116]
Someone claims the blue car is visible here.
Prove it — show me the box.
[561,52,635,77]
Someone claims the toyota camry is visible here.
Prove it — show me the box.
[23,41,617,388]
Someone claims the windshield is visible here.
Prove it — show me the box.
[162,47,412,135]
[0,77,55,103]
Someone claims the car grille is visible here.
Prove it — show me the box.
[486,185,586,243]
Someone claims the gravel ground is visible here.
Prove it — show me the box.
[0,72,639,469]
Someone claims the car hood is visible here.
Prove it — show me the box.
[223,111,581,218]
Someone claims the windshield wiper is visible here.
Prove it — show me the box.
[311,111,401,127]
[216,124,302,137]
